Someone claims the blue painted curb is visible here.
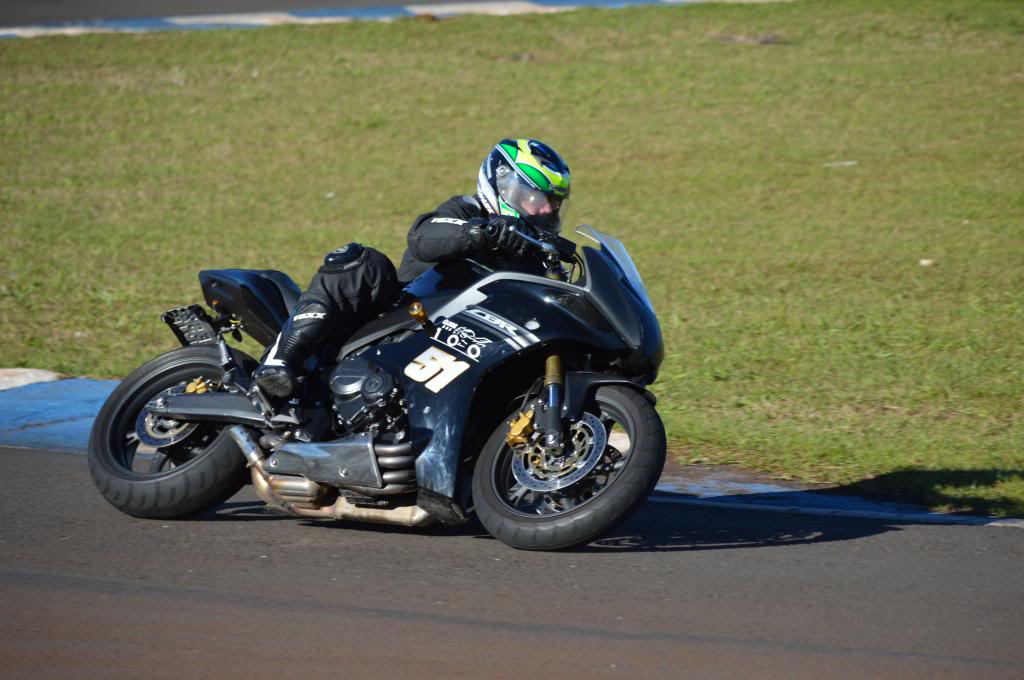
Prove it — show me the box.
[290,6,414,19]
[0,378,117,452]
[0,0,708,39]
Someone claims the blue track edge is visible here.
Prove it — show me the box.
[0,379,118,452]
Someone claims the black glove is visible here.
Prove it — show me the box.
[465,217,491,250]
[468,216,534,257]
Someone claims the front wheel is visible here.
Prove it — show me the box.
[472,385,666,550]
[87,346,253,519]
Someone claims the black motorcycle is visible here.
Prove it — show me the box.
[88,226,666,550]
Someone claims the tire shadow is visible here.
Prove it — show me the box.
[573,502,900,553]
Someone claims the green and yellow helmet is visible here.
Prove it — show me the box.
[477,138,571,233]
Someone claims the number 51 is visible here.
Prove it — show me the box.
[403,347,470,393]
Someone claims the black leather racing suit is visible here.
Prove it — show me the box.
[281,195,540,359]
[397,194,545,284]
[293,194,541,335]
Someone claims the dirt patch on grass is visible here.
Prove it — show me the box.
[710,32,790,45]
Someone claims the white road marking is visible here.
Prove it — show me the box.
[0,369,63,391]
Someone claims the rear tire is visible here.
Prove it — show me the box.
[472,385,666,551]
[87,346,252,519]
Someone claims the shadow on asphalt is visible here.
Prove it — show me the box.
[201,499,899,552]
[579,502,899,553]
[198,501,293,522]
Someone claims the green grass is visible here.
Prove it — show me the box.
[2,0,1022,514]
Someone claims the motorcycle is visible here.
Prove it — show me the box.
[88,225,666,550]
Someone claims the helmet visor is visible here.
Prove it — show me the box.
[496,168,566,232]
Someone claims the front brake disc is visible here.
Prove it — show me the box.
[511,411,608,492]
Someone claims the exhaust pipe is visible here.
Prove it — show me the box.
[226,425,432,527]
[226,425,264,467]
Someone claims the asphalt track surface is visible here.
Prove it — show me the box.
[2,447,1022,679]
[1,0,456,27]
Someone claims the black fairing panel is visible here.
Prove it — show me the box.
[199,269,301,346]
[370,331,508,501]
[338,304,419,358]
[476,279,622,352]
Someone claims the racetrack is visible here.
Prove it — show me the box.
[2,447,1021,679]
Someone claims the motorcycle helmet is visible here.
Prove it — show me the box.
[477,138,571,233]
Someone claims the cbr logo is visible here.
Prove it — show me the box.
[466,308,519,336]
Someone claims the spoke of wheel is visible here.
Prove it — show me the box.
[130,449,158,473]
[145,453,170,473]
[508,482,530,506]
[555,491,577,510]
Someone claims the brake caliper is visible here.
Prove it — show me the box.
[184,377,211,394]
[505,409,535,448]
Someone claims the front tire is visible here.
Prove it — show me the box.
[87,346,252,519]
[472,385,666,550]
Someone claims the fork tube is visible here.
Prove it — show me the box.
[542,354,564,450]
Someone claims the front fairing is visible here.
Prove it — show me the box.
[577,227,664,381]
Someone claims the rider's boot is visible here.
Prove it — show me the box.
[253,300,334,398]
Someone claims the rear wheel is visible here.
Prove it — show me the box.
[87,346,253,519]
[472,385,666,550]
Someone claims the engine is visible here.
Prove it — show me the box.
[329,357,407,438]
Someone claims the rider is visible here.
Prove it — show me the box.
[253,138,571,398]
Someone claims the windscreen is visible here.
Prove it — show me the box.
[576,225,655,311]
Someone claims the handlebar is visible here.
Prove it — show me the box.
[507,224,577,261]
[508,224,558,255]
[507,223,579,282]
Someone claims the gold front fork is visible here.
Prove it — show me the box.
[541,352,564,451]
[506,353,564,449]
[545,354,563,389]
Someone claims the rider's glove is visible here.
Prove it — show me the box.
[492,216,533,257]
[466,217,492,250]
[471,216,534,258]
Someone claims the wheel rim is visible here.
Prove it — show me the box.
[108,371,224,478]
[490,399,636,518]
